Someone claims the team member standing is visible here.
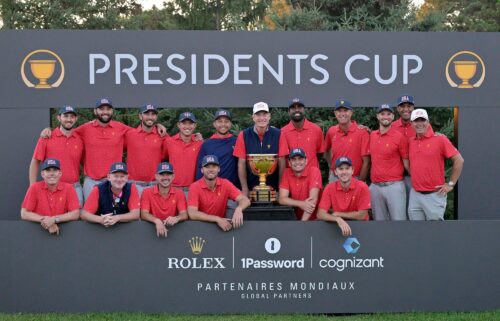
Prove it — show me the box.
[369,104,409,221]
[125,104,167,196]
[408,109,464,221]
[233,102,289,197]
[281,98,324,169]
[196,109,238,186]
[317,157,371,236]
[324,100,370,182]
[81,162,140,227]
[29,105,84,205]
[163,112,203,195]
[140,162,188,238]
[188,155,250,232]
[21,158,80,235]
[278,148,322,221]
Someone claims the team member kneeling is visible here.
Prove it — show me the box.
[188,155,250,231]
[140,162,188,237]
[21,158,80,235]
[81,162,140,227]
[317,156,371,236]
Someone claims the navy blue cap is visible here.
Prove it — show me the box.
[397,95,414,106]
[334,99,352,110]
[58,105,77,115]
[178,112,196,122]
[214,109,232,120]
[157,162,174,174]
[288,98,305,108]
[376,103,394,113]
[95,97,113,109]
[335,156,353,168]
[289,147,306,158]
[140,103,158,114]
[109,162,128,174]
[41,158,61,171]
[202,155,219,167]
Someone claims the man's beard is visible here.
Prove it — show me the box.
[291,112,305,122]
[97,114,112,124]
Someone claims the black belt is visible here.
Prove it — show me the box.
[373,181,401,187]
[418,190,435,195]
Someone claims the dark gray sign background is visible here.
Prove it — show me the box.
[0,221,499,313]
[0,30,498,108]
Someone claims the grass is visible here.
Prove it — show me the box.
[1,310,499,321]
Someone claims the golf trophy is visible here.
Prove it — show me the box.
[247,154,278,204]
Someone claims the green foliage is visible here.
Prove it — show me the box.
[419,0,500,31]
[0,0,142,29]
[164,0,267,30]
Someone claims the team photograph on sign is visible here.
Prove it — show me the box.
[22,94,464,237]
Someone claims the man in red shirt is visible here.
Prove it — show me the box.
[369,104,409,221]
[188,155,250,232]
[233,102,289,198]
[279,148,322,221]
[125,104,167,196]
[393,94,417,198]
[30,105,84,205]
[281,98,324,169]
[408,109,464,221]
[140,162,188,238]
[81,162,140,227]
[317,157,371,236]
[324,100,370,183]
[21,158,80,235]
[162,112,203,196]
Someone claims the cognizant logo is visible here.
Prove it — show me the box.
[318,236,385,271]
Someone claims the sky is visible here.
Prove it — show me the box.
[140,0,425,10]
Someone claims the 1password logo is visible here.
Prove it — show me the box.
[265,237,281,254]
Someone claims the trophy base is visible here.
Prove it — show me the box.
[250,188,277,204]
[34,84,52,89]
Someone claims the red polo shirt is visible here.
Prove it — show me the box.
[75,120,130,180]
[324,121,370,177]
[369,127,409,183]
[281,119,324,168]
[125,126,167,181]
[318,178,370,220]
[188,177,241,218]
[83,184,140,214]
[279,166,322,220]
[409,127,459,192]
[140,185,187,220]
[22,181,79,217]
[392,118,416,139]
[233,128,289,159]
[32,127,83,184]
[162,134,202,187]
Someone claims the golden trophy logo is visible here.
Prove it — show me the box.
[445,51,485,89]
[189,236,206,255]
[21,49,65,89]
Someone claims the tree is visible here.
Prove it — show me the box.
[418,0,500,31]
[164,0,267,30]
[0,0,142,29]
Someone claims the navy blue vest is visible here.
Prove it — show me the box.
[243,126,281,190]
[97,181,132,215]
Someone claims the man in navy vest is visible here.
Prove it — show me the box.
[81,162,140,227]
[233,102,289,197]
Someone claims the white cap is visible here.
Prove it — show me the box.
[253,102,269,114]
[410,109,429,121]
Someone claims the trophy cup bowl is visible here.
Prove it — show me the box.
[453,60,477,88]
[29,60,56,88]
[247,154,278,203]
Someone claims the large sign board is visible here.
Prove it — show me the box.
[1,31,498,108]
[1,221,499,313]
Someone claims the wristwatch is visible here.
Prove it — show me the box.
[447,181,455,187]
[54,217,60,224]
